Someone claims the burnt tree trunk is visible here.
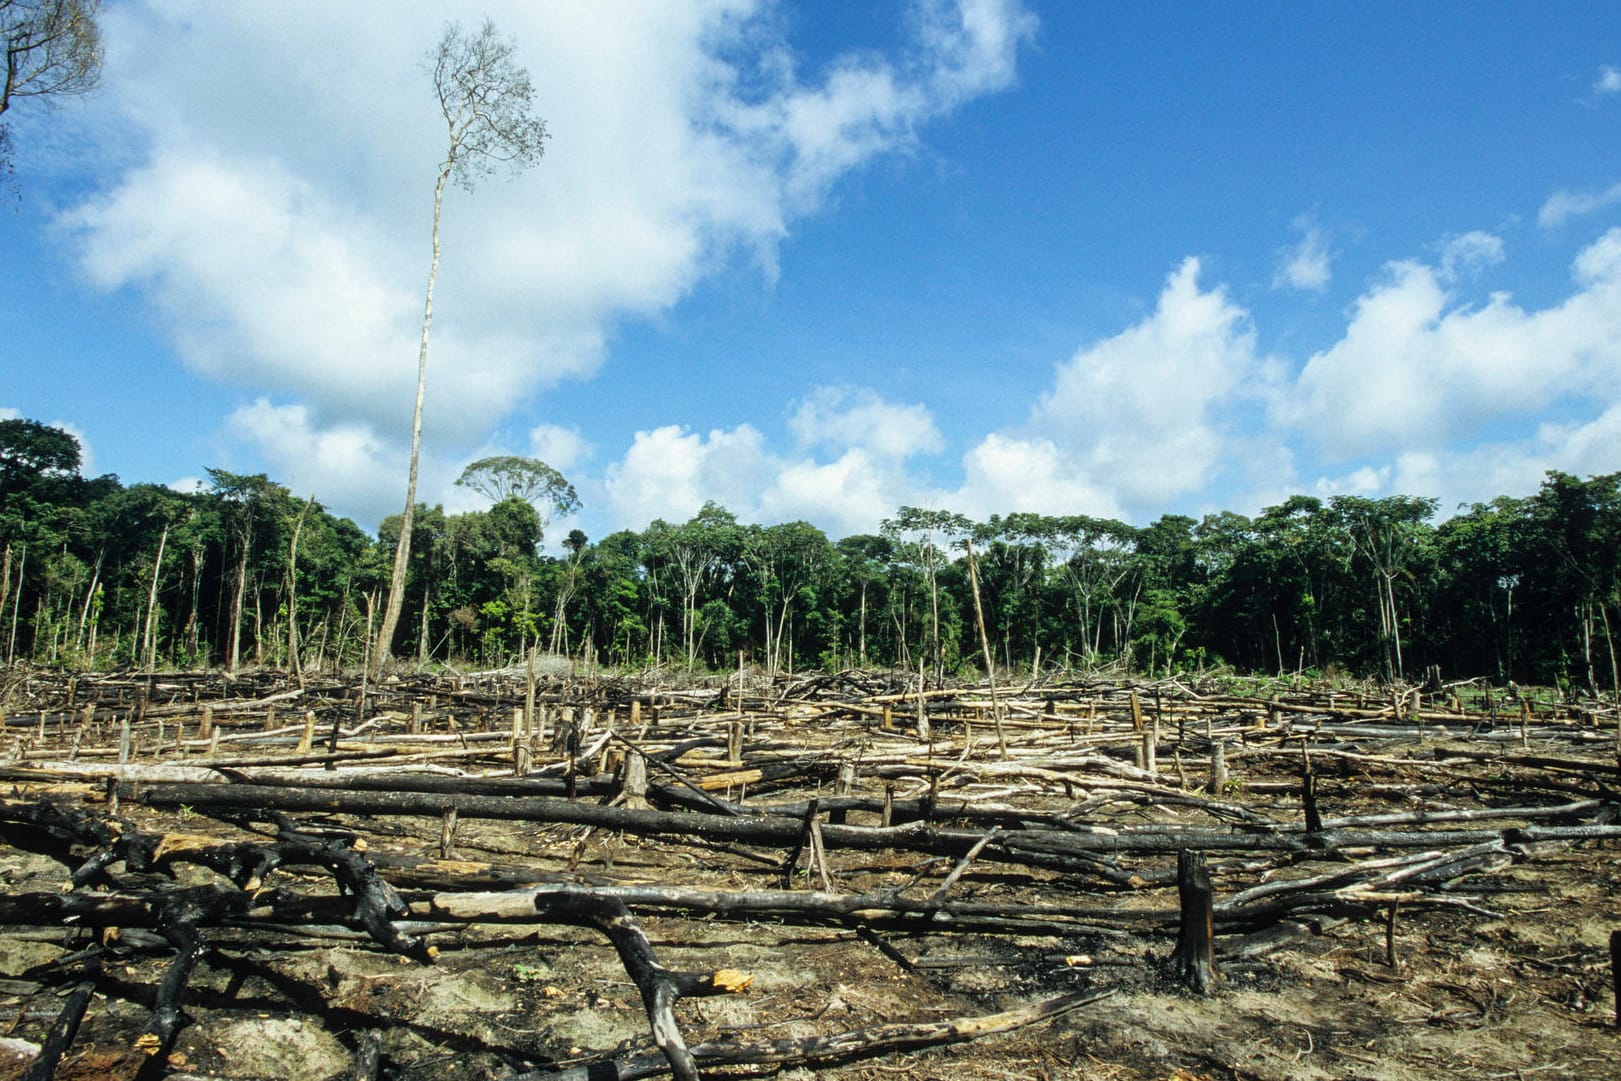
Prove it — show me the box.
[1170,848,1219,994]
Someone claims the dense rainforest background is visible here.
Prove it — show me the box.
[2,416,1619,694]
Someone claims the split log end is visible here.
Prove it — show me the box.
[705,969,753,994]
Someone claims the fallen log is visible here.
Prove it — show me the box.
[18,980,95,1081]
[518,986,1120,1081]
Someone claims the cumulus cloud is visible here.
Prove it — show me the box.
[787,386,943,460]
[1283,228,1621,464]
[1596,65,1621,96]
[597,385,947,537]
[936,231,1621,526]
[603,424,777,526]
[57,0,1038,528]
[527,425,592,473]
[229,399,407,516]
[950,434,1126,521]
[1274,216,1333,291]
[757,449,914,535]
[952,258,1272,520]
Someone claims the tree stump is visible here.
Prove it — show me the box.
[1170,849,1219,994]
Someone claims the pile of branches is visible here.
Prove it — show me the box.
[2,669,1620,1078]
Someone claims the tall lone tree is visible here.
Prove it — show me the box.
[1,0,102,181]
[375,18,548,674]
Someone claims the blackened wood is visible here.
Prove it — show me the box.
[268,814,435,963]
[782,798,819,888]
[1170,849,1219,994]
[1303,770,1323,834]
[532,892,750,1081]
[1612,928,1621,1028]
[352,1030,383,1081]
[137,887,233,1058]
[19,980,96,1081]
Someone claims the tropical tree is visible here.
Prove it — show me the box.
[1433,496,1525,681]
[647,504,744,672]
[375,18,549,673]
[882,507,971,684]
[749,521,833,675]
[455,455,580,523]
[205,469,288,672]
[0,0,102,181]
[1331,495,1438,681]
[834,534,892,669]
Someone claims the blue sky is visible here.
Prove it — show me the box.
[4,1,1620,546]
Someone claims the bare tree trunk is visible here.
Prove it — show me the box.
[418,578,431,663]
[228,525,249,673]
[1602,603,1621,757]
[1388,573,1404,681]
[964,539,1006,758]
[6,542,23,664]
[252,572,265,665]
[0,544,10,645]
[287,496,312,686]
[142,521,170,670]
[858,580,867,668]
[1581,599,1599,700]
[183,546,201,662]
[377,164,450,677]
[74,548,103,657]
[928,564,942,686]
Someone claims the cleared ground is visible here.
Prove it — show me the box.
[2,668,1618,1079]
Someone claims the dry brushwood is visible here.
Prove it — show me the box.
[4,668,1621,1080]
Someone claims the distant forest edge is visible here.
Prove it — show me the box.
[2,417,1619,693]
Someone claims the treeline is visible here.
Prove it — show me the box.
[2,417,1619,692]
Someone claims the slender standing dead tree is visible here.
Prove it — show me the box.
[374,18,548,675]
[1,0,103,181]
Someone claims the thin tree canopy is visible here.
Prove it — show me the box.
[455,455,580,523]
[0,0,102,177]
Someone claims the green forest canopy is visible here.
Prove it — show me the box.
[1,418,1618,692]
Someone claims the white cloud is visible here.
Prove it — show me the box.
[57,1,1037,528]
[758,448,909,536]
[1437,230,1505,280]
[788,386,943,460]
[1596,65,1621,96]
[1348,413,1621,517]
[1284,228,1621,465]
[1274,217,1333,291]
[229,399,408,516]
[603,423,777,526]
[165,476,208,496]
[949,434,1125,522]
[527,425,592,473]
[600,385,947,537]
[1538,181,1621,229]
[623,234,1621,533]
[977,257,1272,518]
